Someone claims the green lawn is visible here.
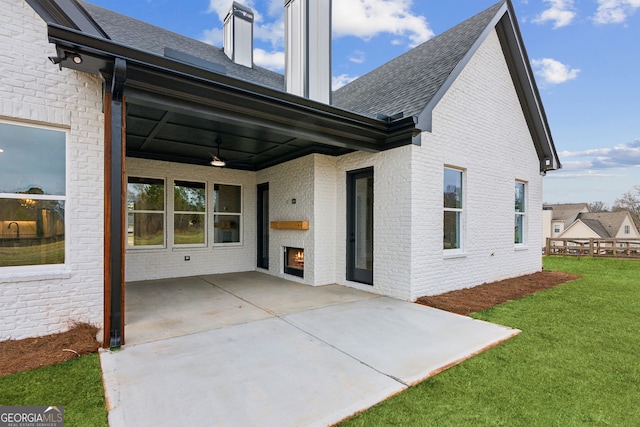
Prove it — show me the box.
[0,354,108,427]
[342,256,640,426]
[1,257,637,426]
[0,239,65,267]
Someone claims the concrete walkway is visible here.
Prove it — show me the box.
[100,272,519,426]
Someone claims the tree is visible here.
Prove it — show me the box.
[613,185,640,230]
[587,201,609,212]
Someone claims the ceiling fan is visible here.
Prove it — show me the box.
[210,138,226,167]
[209,137,254,169]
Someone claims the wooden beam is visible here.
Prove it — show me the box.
[270,221,309,230]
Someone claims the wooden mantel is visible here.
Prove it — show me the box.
[270,221,309,230]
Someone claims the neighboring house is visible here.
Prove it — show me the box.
[560,212,640,240]
[0,0,560,346]
[542,203,590,245]
[543,204,640,244]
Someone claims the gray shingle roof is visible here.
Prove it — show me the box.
[576,212,630,238]
[544,203,590,221]
[332,1,504,118]
[82,0,507,121]
[579,219,611,238]
[80,1,285,91]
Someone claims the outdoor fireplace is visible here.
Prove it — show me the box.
[284,247,304,278]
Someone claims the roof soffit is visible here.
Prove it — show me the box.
[413,0,561,174]
[496,1,561,173]
[416,1,507,132]
[44,23,419,169]
[26,0,107,38]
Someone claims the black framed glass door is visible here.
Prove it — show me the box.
[346,168,373,285]
[257,183,269,269]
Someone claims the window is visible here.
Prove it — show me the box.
[515,181,526,244]
[625,225,630,235]
[214,184,242,244]
[0,122,66,267]
[174,181,206,246]
[554,225,561,233]
[127,177,165,247]
[443,168,463,250]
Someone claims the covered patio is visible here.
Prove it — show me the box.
[101,272,519,426]
[123,271,380,345]
[38,18,421,348]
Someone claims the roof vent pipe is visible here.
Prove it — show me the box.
[284,0,332,104]
[224,2,254,68]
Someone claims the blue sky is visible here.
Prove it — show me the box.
[89,0,640,207]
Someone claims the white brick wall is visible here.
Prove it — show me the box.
[409,29,543,299]
[256,155,316,284]
[258,28,545,302]
[334,148,414,300]
[0,0,105,340]
[312,155,337,285]
[125,158,257,281]
[0,1,548,342]
[258,148,414,299]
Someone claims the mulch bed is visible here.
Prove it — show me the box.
[417,270,581,315]
[0,323,100,377]
[0,270,580,377]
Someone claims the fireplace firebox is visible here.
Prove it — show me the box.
[284,247,304,278]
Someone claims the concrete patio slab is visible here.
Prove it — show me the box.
[200,271,380,315]
[104,273,520,426]
[101,318,405,427]
[125,276,272,345]
[284,297,520,385]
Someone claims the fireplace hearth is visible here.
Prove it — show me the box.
[284,247,304,278]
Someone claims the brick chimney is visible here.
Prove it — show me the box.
[284,0,331,104]
[224,2,254,68]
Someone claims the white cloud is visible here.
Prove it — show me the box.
[206,0,285,48]
[348,50,366,64]
[531,58,580,85]
[253,48,285,71]
[533,0,576,28]
[200,25,285,71]
[266,0,282,17]
[201,27,224,46]
[559,148,614,158]
[207,0,241,21]
[254,19,285,48]
[593,0,640,24]
[206,0,433,51]
[333,0,434,47]
[332,74,359,90]
[558,139,640,170]
[558,160,600,171]
[548,170,626,178]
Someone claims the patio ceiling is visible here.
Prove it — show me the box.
[124,101,354,171]
[46,24,420,172]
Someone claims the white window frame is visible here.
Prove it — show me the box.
[624,225,630,235]
[126,176,166,250]
[515,180,526,246]
[213,183,243,246]
[173,180,207,248]
[443,166,465,253]
[0,120,68,272]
